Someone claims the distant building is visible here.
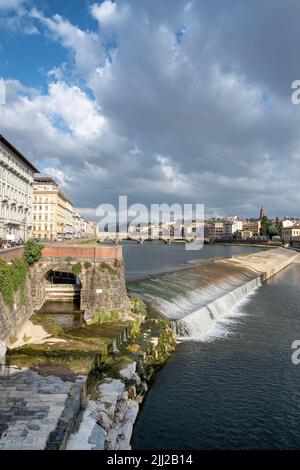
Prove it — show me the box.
[281,219,294,228]
[259,206,266,220]
[0,135,39,241]
[241,220,261,236]
[32,176,72,241]
[224,220,243,239]
[281,226,300,240]
[33,177,96,241]
[204,222,224,239]
[241,230,253,239]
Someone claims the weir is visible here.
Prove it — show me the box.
[128,248,299,340]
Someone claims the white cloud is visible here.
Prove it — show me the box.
[42,167,72,188]
[30,8,103,76]
[90,1,128,26]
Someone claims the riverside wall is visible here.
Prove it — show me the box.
[0,244,130,364]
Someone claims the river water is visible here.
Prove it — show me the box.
[123,245,300,449]
[122,242,261,280]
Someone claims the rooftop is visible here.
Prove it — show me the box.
[34,176,58,185]
[0,134,39,173]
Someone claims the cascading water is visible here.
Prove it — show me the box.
[127,248,298,341]
[127,262,263,340]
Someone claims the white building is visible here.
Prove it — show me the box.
[224,220,243,238]
[0,135,38,241]
[281,219,294,228]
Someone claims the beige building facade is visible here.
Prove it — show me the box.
[32,176,96,241]
[32,177,75,241]
[282,226,300,240]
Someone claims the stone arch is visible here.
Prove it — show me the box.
[31,260,92,311]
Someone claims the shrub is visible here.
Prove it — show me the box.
[131,316,142,337]
[110,310,120,322]
[0,259,14,306]
[10,259,28,291]
[71,262,82,276]
[132,297,147,315]
[0,258,28,307]
[91,309,109,324]
[100,262,117,277]
[24,239,43,265]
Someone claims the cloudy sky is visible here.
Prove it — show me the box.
[1,0,300,219]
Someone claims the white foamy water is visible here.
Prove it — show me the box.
[127,248,298,342]
[192,287,259,343]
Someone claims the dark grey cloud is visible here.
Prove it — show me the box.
[2,0,300,218]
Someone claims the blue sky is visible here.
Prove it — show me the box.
[1,0,300,219]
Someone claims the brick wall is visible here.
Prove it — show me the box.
[0,247,24,263]
[42,245,122,261]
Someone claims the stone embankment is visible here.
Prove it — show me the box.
[0,365,85,450]
[66,312,176,450]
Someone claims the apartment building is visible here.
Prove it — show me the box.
[241,220,261,236]
[204,222,224,239]
[223,220,243,238]
[32,176,78,241]
[282,226,300,240]
[0,135,38,241]
[32,177,97,241]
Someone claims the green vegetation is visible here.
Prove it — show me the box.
[65,256,76,262]
[83,261,92,269]
[99,262,118,277]
[24,239,43,265]
[71,262,82,276]
[91,309,110,324]
[91,308,122,324]
[260,216,282,238]
[23,334,31,343]
[132,297,147,315]
[0,258,29,307]
[130,315,142,337]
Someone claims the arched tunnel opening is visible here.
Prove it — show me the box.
[45,270,80,286]
[39,270,84,329]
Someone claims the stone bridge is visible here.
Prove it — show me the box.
[98,231,197,244]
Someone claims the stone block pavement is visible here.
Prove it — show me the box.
[0,366,85,450]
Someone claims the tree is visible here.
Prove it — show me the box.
[260,216,269,236]
[24,239,43,265]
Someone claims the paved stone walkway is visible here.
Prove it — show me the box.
[0,366,85,450]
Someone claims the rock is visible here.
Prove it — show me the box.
[97,411,111,432]
[119,362,136,381]
[105,428,119,450]
[132,373,141,386]
[98,379,125,419]
[116,400,139,448]
[0,341,7,365]
[127,385,136,399]
[116,398,127,413]
[88,424,106,449]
